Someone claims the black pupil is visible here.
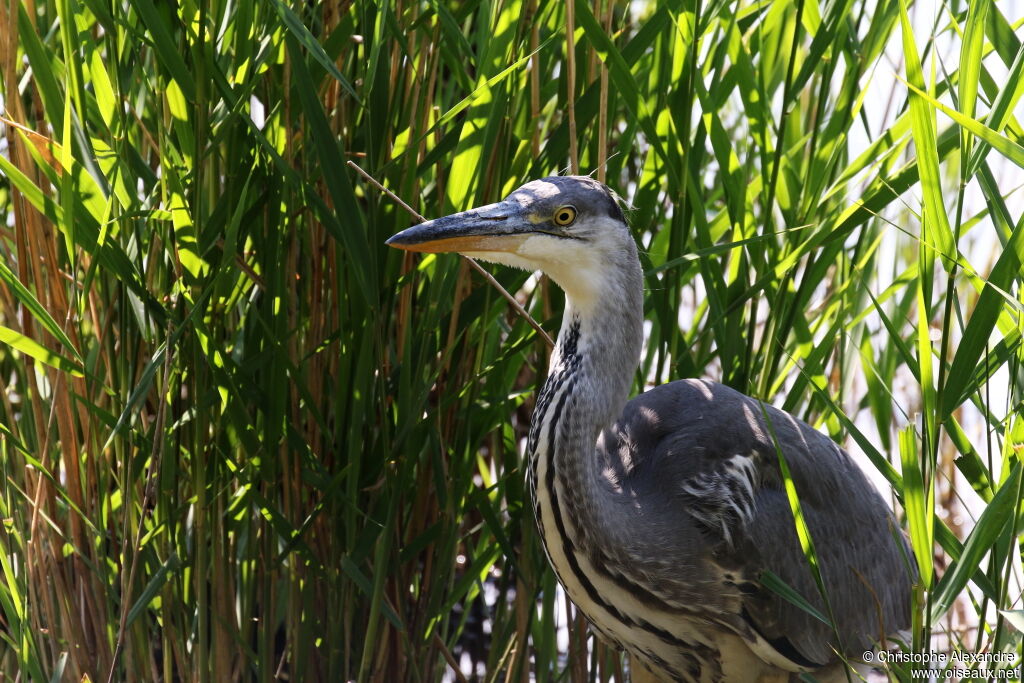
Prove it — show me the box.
[560,211,571,222]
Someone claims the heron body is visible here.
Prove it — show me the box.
[387,176,913,682]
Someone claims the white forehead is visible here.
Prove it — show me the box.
[519,178,563,197]
[504,176,612,211]
[506,178,563,208]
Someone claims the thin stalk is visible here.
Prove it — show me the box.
[565,0,579,173]
[347,161,554,347]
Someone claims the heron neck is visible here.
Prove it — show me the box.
[526,269,644,563]
[550,293,643,429]
[543,238,645,425]
[533,253,644,491]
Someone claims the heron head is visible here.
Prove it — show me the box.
[386,176,633,307]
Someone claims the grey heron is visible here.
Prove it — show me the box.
[386,176,913,682]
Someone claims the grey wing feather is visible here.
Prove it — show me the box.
[607,378,914,667]
[736,410,915,664]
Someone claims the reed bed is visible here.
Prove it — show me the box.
[0,0,1021,680]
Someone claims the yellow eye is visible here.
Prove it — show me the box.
[553,206,577,226]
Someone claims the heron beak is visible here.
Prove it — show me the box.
[385,201,530,254]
